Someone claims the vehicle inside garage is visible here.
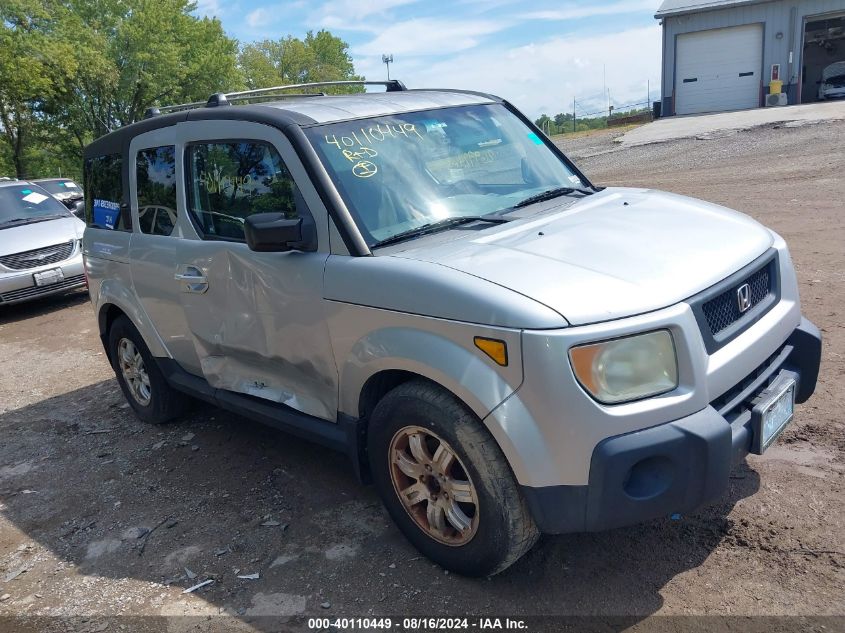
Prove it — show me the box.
[802,13,845,103]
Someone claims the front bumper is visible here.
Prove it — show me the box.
[522,317,821,534]
[0,254,86,305]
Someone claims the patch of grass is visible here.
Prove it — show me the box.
[549,123,645,141]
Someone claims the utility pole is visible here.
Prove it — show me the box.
[573,97,576,133]
[382,54,393,80]
[604,64,609,118]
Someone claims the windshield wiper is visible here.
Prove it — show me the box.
[0,214,65,228]
[372,215,511,249]
[512,186,593,209]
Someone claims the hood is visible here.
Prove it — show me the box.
[391,188,773,326]
[0,215,85,257]
[822,61,845,81]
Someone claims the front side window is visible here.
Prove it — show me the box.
[185,141,299,241]
[304,103,585,246]
[84,153,130,231]
[136,146,177,236]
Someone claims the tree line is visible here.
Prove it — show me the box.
[535,108,652,137]
[535,112,607,136]
[0,0,362,180]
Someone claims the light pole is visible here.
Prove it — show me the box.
[382,54,393,80]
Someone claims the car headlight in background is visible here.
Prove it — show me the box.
[569,330,678,404]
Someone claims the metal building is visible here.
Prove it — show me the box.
[656,0,845,115]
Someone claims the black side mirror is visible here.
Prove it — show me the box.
[245,213,316,252]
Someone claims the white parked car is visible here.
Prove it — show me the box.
[32,178,85,218]
[0,180,86,305]
[819,61,845,100]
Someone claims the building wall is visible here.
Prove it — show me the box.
[660,0,845,114]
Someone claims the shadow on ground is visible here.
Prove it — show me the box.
[0,379,761,631]
[0,290,89,326]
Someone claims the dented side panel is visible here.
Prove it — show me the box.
[122,119,339,420]
[179,244,336,420]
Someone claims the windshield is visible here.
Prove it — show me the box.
[305,104,586,246]
[0,184,71,228]
[36,180,82,196]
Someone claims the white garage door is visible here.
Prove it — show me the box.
[675,24,763,115]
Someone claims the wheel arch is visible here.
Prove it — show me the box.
[94,280,170,361]
[340,326,524,484]
[352,368,496,485]
[97,303,125,360]
[339,329,520,423]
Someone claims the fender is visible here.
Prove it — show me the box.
[96,277,171,359]
[338,326,521,420]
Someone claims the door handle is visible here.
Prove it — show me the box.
[175,266,208,294]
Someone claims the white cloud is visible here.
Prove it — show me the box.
[312,0,421,32]
[194,0,226,18]
[521,0,660,21]
[246,8,269,28]
[354,18,508,56]
[356,25,662,119]
[457,0,521,9]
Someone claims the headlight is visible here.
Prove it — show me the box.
[569,330,678,404]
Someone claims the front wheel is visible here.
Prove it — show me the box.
[108,315,190,424]
[368,381,539,576]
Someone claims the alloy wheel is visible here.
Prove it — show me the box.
[117,338,152,406]
[388,425,480,546]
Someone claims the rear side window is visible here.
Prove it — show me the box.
[136,146,177,236]
[185,141,299,241]
[84,154,130,231]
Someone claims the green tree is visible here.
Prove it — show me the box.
[56,0,241,146]
[553,113,571,128]
[0,0,77,178]
[240,30,363,93]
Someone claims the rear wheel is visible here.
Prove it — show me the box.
[108,315,190,424]
[368,380,539,576]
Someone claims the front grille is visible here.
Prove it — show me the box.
[702,265,771,335]
[0,274,86,303]
[0,241,75,270]
[687,250,780,354]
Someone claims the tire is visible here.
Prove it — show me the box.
[368,380,539,576]
[108,315,190,424]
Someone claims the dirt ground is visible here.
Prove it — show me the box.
[1,119,843,632]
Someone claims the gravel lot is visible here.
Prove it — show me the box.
[1,119,843,631]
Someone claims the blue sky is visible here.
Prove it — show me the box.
[193,0,663,119]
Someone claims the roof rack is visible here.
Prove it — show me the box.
[146,79,407,118]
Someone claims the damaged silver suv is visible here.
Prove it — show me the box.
[83,80,821,576]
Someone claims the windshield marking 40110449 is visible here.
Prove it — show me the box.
[306,103,586,247]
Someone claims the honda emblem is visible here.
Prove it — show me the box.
[737,283,752,313]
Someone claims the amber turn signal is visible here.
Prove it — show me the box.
[474,337,508,366]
